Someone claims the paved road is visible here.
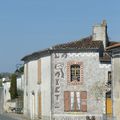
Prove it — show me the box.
[0,114,17,120]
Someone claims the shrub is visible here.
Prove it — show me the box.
[9,74,18,99]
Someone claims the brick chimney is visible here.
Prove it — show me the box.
[92,20,108,48]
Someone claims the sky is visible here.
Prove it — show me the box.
[0,0,120,72]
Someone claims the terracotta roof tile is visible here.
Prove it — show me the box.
[106,43,120,50]
[22,36,117,61]
[52,36,103,49]
[108,41,119,46]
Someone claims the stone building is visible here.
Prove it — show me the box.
[22,21,118,120]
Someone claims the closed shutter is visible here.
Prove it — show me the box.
[64,91,70,112]
[106,98,112,115]
[81,91,87,112]
[38,59,41,84]
[38,93,41,118]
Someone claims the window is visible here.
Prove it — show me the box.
[108,71,112,81]
[67,61,83,85]
[71,65,80,81]
[64,91,87,112]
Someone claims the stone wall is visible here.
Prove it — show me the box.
[51,52,111,120]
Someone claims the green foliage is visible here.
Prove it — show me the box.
[9,74,18,99]
[0,74,2,79]
[0,72,12,78]
[18,66,24,73]
[0,79,2,87]
[15,65,24,77]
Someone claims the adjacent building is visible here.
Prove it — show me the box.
[22,21,119,120]
[107,44,120,120]
[2,77,11,112]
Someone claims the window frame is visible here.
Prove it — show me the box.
[67,61,83,85]
[70,64,80,82]
[64,91,87,112]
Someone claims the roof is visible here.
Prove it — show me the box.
[52,36,103,49]
[100,41,120,62]
[22,36,104,61]
[106,43,120,57]
[106,43,120,50]
[108,41,119,46]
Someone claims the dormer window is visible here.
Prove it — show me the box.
[67,61,83,85]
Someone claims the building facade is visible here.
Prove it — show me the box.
[2,77,11,112]
[22,21,118,120]
[107,44,120,120]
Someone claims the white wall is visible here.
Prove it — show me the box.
[27,60,38,119]
[2,79,11,111]
[23,55,51,120]
[17,75,25,91]
[17,77,22,90]
[41,56,51,119]
[24,61,38,119]
[112,57,120,120]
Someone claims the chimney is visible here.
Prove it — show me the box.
[92,20,108,48]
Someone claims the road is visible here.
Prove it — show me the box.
[0,113,27,120]
[0,114,17,120]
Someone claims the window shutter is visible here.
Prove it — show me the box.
[38,59,41,84]
[81,91,87,112]
[38,92,41,118]
[64,91,70,112]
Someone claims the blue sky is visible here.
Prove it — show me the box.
[0,0,120,72]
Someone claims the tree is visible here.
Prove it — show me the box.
[15,65,24,77]
[9,74,18,99]
[0,79,2,87]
